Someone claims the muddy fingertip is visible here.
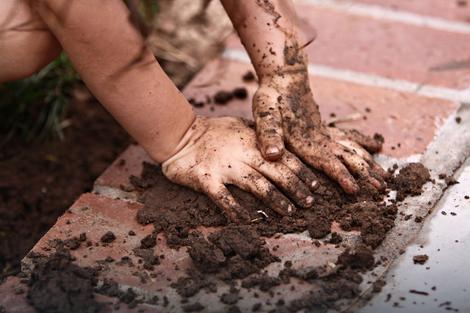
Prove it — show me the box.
[264,145,283,161]
[310,180,319,190]
[305,195,314,207]
[343,179,360,194]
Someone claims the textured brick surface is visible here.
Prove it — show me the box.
[354,0,470,22]
[185,59,458,158]
[226,6,470,89]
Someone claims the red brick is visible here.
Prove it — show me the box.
[226,6,470,89]
[353,0,470,23]
[185,59,458,157]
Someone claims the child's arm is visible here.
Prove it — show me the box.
[221,0,388,193]
[29,0,317,221]
[32,0,195,163]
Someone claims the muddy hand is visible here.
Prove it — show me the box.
[253,71,387,194]
[162,116,319,223]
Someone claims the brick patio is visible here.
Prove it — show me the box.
[1,0,469,312]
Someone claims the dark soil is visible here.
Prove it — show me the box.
[242,71,256,82]
[390,163,430,201]
[26,242,103,313]
[128,157,430,311]
[100,231,116,244]
[213,88,249,105]
[413,254,429,265]
[0,98,130,277]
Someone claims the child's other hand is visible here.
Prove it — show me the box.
[253,71,387,194]
[162,116,319,223]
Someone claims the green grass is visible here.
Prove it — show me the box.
[0,53,79,144]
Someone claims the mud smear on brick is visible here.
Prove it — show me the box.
[129,158,430,311]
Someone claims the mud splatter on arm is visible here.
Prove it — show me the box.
[220,0,310,80]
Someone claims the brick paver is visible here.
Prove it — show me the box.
[352,0,470,23]
[226,6,470,89]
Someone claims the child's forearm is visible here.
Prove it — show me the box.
[32,0,195,162]
[220,0,308,82]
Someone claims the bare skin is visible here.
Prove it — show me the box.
[221,0,388,193]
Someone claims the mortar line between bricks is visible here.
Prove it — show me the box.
[298,0,470,35]
[223,48,470,103]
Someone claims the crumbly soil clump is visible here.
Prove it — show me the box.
[26,245,103,313]
[389,163,430,201]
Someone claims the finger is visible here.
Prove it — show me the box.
[203,183,250,223]
[253,90,284,161]
[233,168,296,216]
[280,151,320,191]
[253,159,314,209]
[301,150,359,194]
[332,136,389,180]
[335,138,373,163]
[342,129,382,153]
[334,146,385,190]
[369,161,390,179]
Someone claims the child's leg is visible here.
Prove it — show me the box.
[0,0,61,83]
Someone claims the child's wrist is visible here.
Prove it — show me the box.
[145,112,198,164]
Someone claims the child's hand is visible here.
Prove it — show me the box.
[253,71,387,194]
[162,116,319,222]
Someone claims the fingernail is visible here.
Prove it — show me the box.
[311,180,318,189]
[287,204,294,214]
[265,145,280,157]
[305,196,314,206]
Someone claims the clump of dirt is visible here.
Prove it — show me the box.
[242,71,256,82]
[390,163,430,201]
[100,231,116,243]
[337,244,375,270]
[188,87,249,108]
[413,254,429,265]
[25,245,103,313]
[203,225,278,280]
[213,88,248,105]
[15,238,161,312]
